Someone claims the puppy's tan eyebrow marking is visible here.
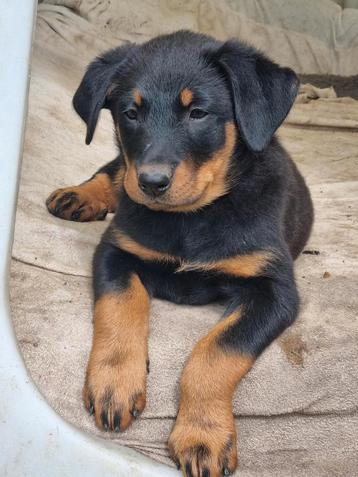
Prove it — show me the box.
[180,88,193,107]
[133,89,142,106]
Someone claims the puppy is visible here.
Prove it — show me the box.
[47,30,313,477]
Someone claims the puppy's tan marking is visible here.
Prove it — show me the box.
[113,168,125,190]
[114,231,272,278]
[115,231,178,264]
[178,250,273,278]
[133,88,142,106]
[180,88,193,107]
[83,274,150,432]
[123,162,139,198]
[169,310,253,476]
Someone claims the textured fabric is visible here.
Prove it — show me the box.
[224,0,358,48]
[299,74,358,100]
[10,2,358,476]
[39,0,358,74]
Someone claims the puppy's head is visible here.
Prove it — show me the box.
[73,31,298,212]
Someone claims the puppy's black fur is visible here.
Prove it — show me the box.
[47,31,313,476]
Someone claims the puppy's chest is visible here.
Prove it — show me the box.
[113,213,272,279]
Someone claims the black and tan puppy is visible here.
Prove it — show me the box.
[47,31,313,476]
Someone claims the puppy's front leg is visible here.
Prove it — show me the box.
[169,262,299,477]
[83,241,150,432]
[46,158,124,222]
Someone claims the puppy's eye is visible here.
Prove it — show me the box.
[124,109,138,120]
[189,108,208,120]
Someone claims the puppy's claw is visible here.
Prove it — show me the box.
[101,411,109,431]
[114,413,121,433]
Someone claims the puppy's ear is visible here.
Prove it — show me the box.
[216,41,299,153]
[73,43,136,145]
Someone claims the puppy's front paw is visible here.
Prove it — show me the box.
[168,400,238,477]
[46,186,108,222]
[83,348,147,432]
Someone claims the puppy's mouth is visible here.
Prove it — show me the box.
[124,181,207,211]
[144,190,206,211]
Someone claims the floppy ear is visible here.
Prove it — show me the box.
[73,43,136,145]
[216,41,299,153]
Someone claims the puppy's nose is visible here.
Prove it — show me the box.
[138,172,171,197]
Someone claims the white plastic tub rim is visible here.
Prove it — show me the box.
[0,2,176,475]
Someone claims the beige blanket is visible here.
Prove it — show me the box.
[11,2,358,475]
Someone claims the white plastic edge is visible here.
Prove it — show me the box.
[0,2,176,475]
